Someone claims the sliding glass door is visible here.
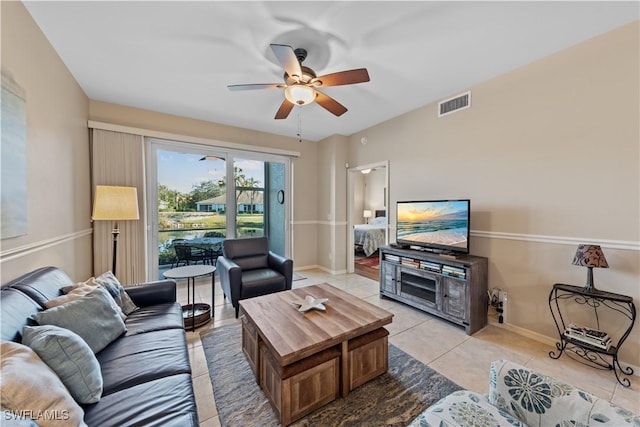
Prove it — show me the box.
[147,139,290,279]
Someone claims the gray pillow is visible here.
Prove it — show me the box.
[0,342,86,427]
[92,271,138,315]
[32,286,126,353]
[22,325,103,404]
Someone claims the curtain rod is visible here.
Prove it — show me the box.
[88,120,301,158]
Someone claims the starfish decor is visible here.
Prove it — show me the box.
[292,295,329,313]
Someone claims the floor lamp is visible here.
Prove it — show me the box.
[92,185,140,277]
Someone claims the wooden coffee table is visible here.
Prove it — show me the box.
[239,283,393,426]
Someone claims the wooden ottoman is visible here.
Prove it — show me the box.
[259,342,340,426]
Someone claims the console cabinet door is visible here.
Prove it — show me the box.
[441,277,467,321]
[397,267,439,308]
[380,262,397,294]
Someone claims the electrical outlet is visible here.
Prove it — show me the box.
[501,291,508,323]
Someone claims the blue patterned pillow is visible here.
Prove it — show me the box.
[32,286,126,353]
[22,325,103,404]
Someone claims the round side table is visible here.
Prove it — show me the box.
[163,264,215,331]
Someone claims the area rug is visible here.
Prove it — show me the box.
[355,256,380,269]
[292,273,306,281]
[200,323,461,427]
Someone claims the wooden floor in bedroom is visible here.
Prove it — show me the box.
[354,252,380,281]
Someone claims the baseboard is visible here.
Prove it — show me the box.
[294,264,347,275]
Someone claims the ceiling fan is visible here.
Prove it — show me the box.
[228,44,370,120]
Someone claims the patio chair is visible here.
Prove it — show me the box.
[172,241,210,268]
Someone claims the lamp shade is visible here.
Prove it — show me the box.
[92,186,140,221]
[572,244,608,269]
[363,210,373,219]
[284,85,316,105]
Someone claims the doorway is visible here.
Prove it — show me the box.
[347,161,389,277]
[146,138,290,279]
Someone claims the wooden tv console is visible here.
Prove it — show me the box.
[379,246,488,335]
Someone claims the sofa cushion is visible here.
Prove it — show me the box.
[489,360,639,427]
[0,341,87,427]
[32,287,126,353]
[22,325,103,404]
[123,302,184,335]
[96,328,192,396]
[409,389,526,427]
[83,373,198,427]
[5,266,73,308]
[0,288,41,342]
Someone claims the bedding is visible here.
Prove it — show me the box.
[354,216,387,257]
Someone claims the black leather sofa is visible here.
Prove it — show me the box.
[0,266,198,426]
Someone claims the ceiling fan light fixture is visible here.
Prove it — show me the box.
[285,85,316,106]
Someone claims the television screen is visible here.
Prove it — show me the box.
[396,199,470,253]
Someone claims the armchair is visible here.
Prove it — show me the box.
[217,237,293,318]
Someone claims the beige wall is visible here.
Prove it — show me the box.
[1,2,92,282]
[343,21,640,366]
[364,169,385,213]
[316,134,349,273]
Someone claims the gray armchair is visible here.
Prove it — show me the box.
[217,237,293,318]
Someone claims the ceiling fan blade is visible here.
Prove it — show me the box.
[274,98,295,120]
[227,83,283,91]
[315,91,348,117]
[313,68,370,87]
[271,44,302,80]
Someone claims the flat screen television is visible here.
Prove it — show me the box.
[396,199,470,254]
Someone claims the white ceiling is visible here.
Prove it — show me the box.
[23,1,638,142]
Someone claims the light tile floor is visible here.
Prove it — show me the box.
[179,269,639,427]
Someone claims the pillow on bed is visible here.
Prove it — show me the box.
[370,216,387,226]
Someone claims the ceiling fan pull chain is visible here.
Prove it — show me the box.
[297,107,303,143]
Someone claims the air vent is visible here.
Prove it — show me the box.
[438,91,471,117]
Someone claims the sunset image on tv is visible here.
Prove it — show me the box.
[397,200,469,249]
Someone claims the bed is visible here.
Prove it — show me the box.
[354,210,387,257]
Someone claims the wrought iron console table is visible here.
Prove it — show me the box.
[548,283,636,387]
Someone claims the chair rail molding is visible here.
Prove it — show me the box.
[0,229,93,263]
[471,230,639,251]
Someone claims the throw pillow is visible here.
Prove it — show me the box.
[32,286,126,353]
[0,341,87,427]
[1,407,38,426]
[22,325,103,404]
[92,271,138,315]
[47,281,126,321]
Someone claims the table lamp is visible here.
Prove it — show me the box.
[572,244,608,292]
[92,185,140,276]
[363,210,372,224]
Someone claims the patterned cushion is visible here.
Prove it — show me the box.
[408,390,525,427]
[489,360,639,427]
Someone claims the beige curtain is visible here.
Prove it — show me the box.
[91,129,146,284]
